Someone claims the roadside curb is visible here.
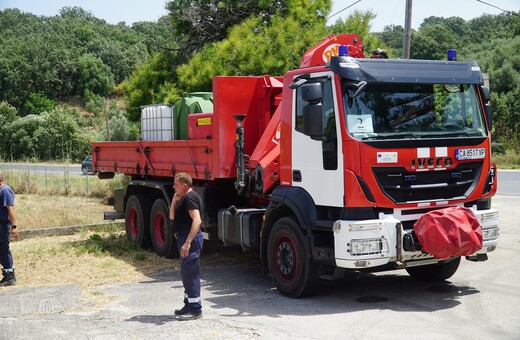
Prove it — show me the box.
[18,221,124,240]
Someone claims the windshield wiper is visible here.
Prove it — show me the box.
[424,131,483,138]
[362,133,419,140]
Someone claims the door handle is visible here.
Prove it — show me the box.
[293,170,302,182]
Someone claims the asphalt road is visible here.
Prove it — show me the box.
[0,163,84,176]
[0,194,518,339]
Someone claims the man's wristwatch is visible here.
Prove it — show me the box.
[11,225,17,229]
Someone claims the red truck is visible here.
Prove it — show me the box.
[93,34,499,297]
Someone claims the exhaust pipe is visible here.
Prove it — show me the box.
[233,114,247,195]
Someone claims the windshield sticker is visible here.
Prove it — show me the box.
[347,115,374,133]
[377,152,398,163]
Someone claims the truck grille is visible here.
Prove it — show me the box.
[372,162,482,203]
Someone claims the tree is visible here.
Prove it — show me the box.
[120,52,179,121]
[166,0,288,56]
[328,10,389,57]
[379,25,404,56]
[78,54,115,97]
[23,92,56,116]
[410,23,459,60]
[171,0,331,92]
[0,101,17,124]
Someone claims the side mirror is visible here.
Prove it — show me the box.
[301,83,324,139]
[303,103,323,138]
[480,86,492,130]
[480,86,491,102]
[301,82,323,102]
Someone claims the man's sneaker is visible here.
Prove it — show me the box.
[177,310,202,321]
[174,305,189,316]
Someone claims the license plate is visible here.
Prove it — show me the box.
[456,148,485,160]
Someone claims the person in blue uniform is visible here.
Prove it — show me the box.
[0,171,18,287]
[169,172,203,321]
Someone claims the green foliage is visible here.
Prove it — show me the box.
[73,233,149,259]
[121,53,180,121]
[166,0,289,56]
[174,0,331,92]
[410,23,459,60]
[79,54,115,97]
[378,25,404,57]
[84,91,104,114]
[0,110,92,161]
[329,10,389,57]
[0,7,162,107]
[23,92,56,116]
[0,101,17,124]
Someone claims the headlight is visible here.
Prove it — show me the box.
[350,238,383,256]
[482,225,499,242]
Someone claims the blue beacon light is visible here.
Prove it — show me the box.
[339,45,348,57]
[447,49,457,61]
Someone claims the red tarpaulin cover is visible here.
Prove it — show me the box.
[413,207,483,259]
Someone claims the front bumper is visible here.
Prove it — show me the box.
[332,207,499,269]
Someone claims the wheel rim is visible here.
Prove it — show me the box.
[128,208,138,239]
[274,234,298,282]
[153,212,166,246]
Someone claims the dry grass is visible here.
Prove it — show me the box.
[4,194,177,294]
[16,194,110,229]
[9,230,175,294]
[4,185,248,298]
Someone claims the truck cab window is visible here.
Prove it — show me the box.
[295,78,337,170]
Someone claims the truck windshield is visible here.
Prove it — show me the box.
[343,83,487,140]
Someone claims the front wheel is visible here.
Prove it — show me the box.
[267,216,319,297]
[82,166,88,175]
[150,199,178,258]
[405,256,461,282]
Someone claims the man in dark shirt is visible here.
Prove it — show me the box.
[169,172,203,321]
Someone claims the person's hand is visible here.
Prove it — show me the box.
[172,193,182,206]
[10,227,19,241]
[180,242,191,258]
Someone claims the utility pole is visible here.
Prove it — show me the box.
[103,97,111,141]
[402,0,413,59]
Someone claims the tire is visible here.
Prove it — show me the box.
[82,166,88,175]
[267,216,319,297]
[150,199,178,258]
[125,195,152,248]
[405,256,461,282]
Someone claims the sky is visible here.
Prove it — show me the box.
[0,0,518,32]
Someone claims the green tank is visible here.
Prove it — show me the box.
[173,92,213,140]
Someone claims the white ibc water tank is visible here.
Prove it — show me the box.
[140,104,174,141]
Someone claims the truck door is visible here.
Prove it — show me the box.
[292,73,344,207]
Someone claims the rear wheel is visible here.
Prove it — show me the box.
[125,195,152,248]
[150,199,178,258]
[406,256,461,282]
[82,166,88,175]
[267,216,319,297]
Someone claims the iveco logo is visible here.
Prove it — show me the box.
[411,157,452,169]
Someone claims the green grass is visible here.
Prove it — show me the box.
[71,233,152,261]
[492,149,520,169]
